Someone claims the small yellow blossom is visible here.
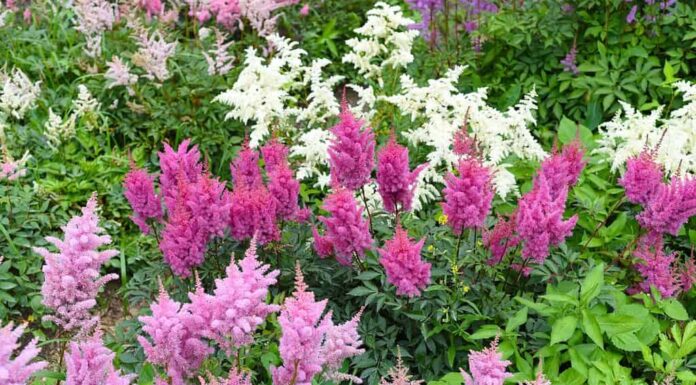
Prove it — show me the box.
[427,244,434,252]
[437,214,448,225]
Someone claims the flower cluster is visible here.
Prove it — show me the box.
[376,135,426,213]
[123,163,162,234]
[442,157,494,234]
[630,233,680,298]
[72,0,117,57]
[34,194,119,334]
[0,68,40,120]
[199,368,252,385]
[0,145,29,181]
[0,322,47,384]
[202,28,235,76]
[104,57,138,93]
[65,331,135,385]
[379,226,430,297]
[460,337,512,385]
[379,348,423,385]
[328,98,375,191]
[132,30,177,82]
[187,0,298,35]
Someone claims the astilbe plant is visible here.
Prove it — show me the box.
[379,348,423,385]
[379,226,430,297]
[229,183,279,244]
[65,330,135,385]
[34,193,119,334]
[376,135,426,214]
[158,139,204,211]
[442,157,494,235]
[483,213,519,265]
[231,144,263,190]
[313,188,373,266]
[327,98,375,191]
[630,233,680,298]
[123,162,162,234]
[0,322,47,385]
[459,337,512,385]
[262,139,306,221]
[199,368,252,385]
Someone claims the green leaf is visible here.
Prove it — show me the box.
[551,316,578,345]
[506,307,528,332]
[597,314,644,337]
[580,263,604,305]
[610,332,643,352]
[663,61,677,83]
[558,116,593,147]
[582,310,604,349]
[347,286,374,297]
[661,299,689,321]
[469,325,502,340]
[557,368,587,385]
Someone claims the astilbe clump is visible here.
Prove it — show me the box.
[460,337,512,385]
[539,140,585,198]
[138,284,212,385]
[376,135,426,214]
[262,139,305,221]
[631,233,680,298]
[327,98,375,191]
[620,151,664,205]
[158,139,204,211]
[379,227,430,297]
[483,213,519,265]
[123,163,162,234]
[65,331,135,385]
[159,192,207,277]
[271,263,364,385]
[0,322,47,384]
[231,144,263,190]
[187,237,280,352]
[229,184,280,244]
[34,194,119,333]
[379,348,423,385]
[314,188,373,266]
[442,157,494,234]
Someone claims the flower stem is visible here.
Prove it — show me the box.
[359,186,374,235]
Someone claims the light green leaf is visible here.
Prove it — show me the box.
[582,310,604,349]
[551,316,578,345]
[661,299,689,321]
[506,307,528,332]
[580,264,604,306]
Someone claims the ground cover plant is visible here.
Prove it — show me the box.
[1,0,696,385]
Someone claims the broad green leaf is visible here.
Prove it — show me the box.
[580,263,604,305]
[558,116,593,147]
[551,316,578,345]
[506,307,528,332]
[597,314,644,337]
[610,332,643,352]
[661,299,689,321]
[469,325,502,340]
[582,310,604,349]
[557,368,586,385]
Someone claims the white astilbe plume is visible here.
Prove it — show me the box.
[203,29,234,76]
[44,108,75,148]
[596,81,696,176]
[73,85,100,117]
[0,125,31,180]
[384,66,545,202]
[291,58,344,125]
[342,2,419,86]
[0,6,10,29]
[0,68,41,120]
[72,0,117,58]
[132,30,178,82]
[104,56,138,93]
[291,127,332,187]
[347,84,377,120]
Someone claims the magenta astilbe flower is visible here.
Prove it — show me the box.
[139,0,163,19]
[516,176,578,263]
[199,368,252,385]
[560,44,579,75]
[261,139,304,221]
[323,308,365,381]
[187,238,280,352]
[636,177,696,236]
[231,144,263,190]
[271,263,332,385]
[65,331,134,385]
[186,172,232,239]
[160,188,207,277]
[483,214,519,265]
[261,139,290,173]
[631,233,680,298]
[539,140,585,198]
[327,99,375,191]
[159,139,203,211]
[0,322,47,385]
[460,337,512,385]
[453,128,477,157]
[229,185,279,244]
[442,158,494,234]
[620,151,664,205]
[123,164,162,234]
[379,227,430,297]
[680,258,696,293]
[316,188,373,266]
[138,285,212,385]
[379,348,423,385]
[376,136,427,213]
[312,227,335,258]
[34,194,119,333]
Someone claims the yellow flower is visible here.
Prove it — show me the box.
[462,285,470,294]
[437,214,448,225]
[427,244,434,252]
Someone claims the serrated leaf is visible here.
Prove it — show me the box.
[506,307,528,332]
[582,309,604,349]
[580,263,604,305]
[551,316,578,345]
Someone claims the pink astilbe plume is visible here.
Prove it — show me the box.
[133,30,177,82]
[312,226,335,258]
[208,0,242,28]
[271,263,332,385]
[160,184,207,277]
[379,348,422,385]
[483,214,519,265]
[203,29,235,76]
[231,144,263,190]
[199,368,252,385]
[260,139,289,172]
[104,57,138,93]
[323,308,365,382]
[379,227,430,297]
[158,139,203,211]
[187,237,280,352]
[123,164,162,234]
[262,140,304,221]
[460,337,512,385]
[631,233,680,298]
[315,188,373,266]
[453,127,477,157]
[239,0,300,36]
[0,322,47,385]
[327,97,375,191]
[376,135,427,213]
[138,284,212,385]
[516,175,577,263]
[539,140,585,198]
[138,0,163,19]
[522,370,551,385]
[680,257,696,293]
[636,177,696,236]
[620,151,664,205]
[34,194,119,333]
[65,330,135,385]
[229,184,280,244]
[186,172,232,239]
[442,158,494,234]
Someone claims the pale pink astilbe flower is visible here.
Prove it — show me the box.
[239,0,299,36]
[539,140,585,198]
[323,308,365,383]
[231,144,263,190]
[206,0,242,28]
[483,214,519,265]
[138,0,163,19]
[203,29,235,76]
[65,330,135,385]
[271,263,332,385]
[0,149,29,181]
[631,233,680,298]
[138,285,212,385]
[229,184,279,244]
[187,237,280,353]
[34,194,119,333]
[0,322,47,385]
[72,0,117,57]
[327,98,375,191]
[460,337,512,385]
[132,30,177,82]
[620,151,664,205]
[315,188,373,266]
[442,158,494,235]
[522,370,551,385]
[123,164,162,234]
[376,135,426,213]
[158,139,203,211]
[636,177,696,236]
[199,368,252,385]
[379,227,430,297]
[516,175,577,263]
[105,57,138,93]
[379,348,422,385]
[299,4,309,16]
